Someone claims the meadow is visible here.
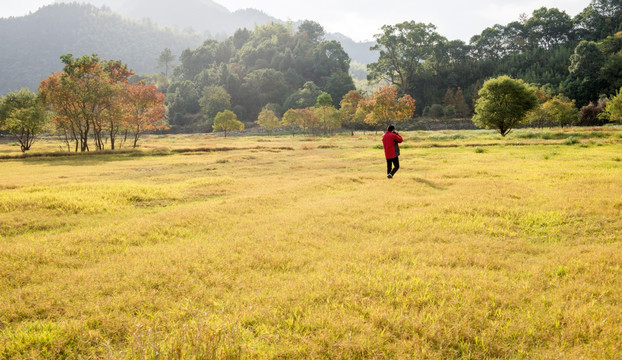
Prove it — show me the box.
[1,127,621,359]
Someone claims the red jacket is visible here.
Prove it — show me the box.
[382,131,403,159]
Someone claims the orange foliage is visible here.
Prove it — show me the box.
[124,83,168,148]
[357,86,416,129]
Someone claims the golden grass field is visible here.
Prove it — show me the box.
[1,127,622,359]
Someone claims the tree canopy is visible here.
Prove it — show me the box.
[473,76,539,136]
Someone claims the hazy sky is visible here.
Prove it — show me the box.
[2,0,592,42]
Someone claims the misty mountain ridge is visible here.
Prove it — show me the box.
[113,0,378,62]
[118,0,279,37]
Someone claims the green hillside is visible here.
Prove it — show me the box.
[0,3,202,95]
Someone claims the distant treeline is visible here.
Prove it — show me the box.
[365,0,622,118]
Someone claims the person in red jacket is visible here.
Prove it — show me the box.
[382,125,403,178]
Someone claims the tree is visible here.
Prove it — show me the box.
[213,110,244,137]
[602,88,622,122]
[313,92,340,134]
[579,99,608,125]
[562,41,607,106]
[357,86,416,129]
[256,107,281,134]
[157,48,176,78]
[542,95,579,127]
[124,83,168,148]
[524,7,574,49]
[282,108,302,135]
[0,89,49,152]
[284,81,323,110]
[200,85,232,126]
[39,54,133,152]
[368,22,446,95]
[454,87,470,118]
[339,90,364,135]
[282,108,318,134]
[428,104,444,118]
[444,105,456,118]
[443,88,456,107]
[473,76,538,136]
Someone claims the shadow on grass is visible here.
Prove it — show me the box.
[412,177,446,190]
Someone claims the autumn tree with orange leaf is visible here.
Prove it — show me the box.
[357,86,416,130]
[40,54,166,151]
[123,83,168,148]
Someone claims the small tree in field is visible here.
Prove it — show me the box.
[213,110,244,137]
[256,108,281,134]
[357,86,415,130]
[602,88,622,123]
[124,83,168,148]
[313,92,341,134]
[542,95,579,128]
[339,90,364,135]
[0,89,49,152]
[282,108,301,135]
[473,76,538,137]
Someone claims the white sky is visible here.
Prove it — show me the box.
[1,0,592,42]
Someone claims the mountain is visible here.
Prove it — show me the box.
[325,33,378,65]
[119,0,279,38]
[114,0,377,62]
[0,3,202,95]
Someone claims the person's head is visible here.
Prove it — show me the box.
[387,125,395,132]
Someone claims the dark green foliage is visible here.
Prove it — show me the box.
[165,21,354,131]
[366,2,622,119]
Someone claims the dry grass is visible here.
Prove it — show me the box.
[1,128,622,359]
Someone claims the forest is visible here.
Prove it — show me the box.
[156,0,622,132]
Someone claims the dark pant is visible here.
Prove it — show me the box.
[386,157,400,176]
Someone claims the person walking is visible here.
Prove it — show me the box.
[382,125,403,179]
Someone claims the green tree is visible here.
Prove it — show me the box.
[157,48,176,78]
[315,92,334,107]
[284,81,323,110]
[473,76,538,136]
[282,108,302,135]
[0,89,49,152]
[199,85,232,127]
[313,92,340,134]
[542,95,579,127]
[428,104,444,118]
[602,88,622,122]
[256,107,281,134]
[562,41,606,106]
[443,105,456,118]
[213,109,244,137]
[524,7,574,49]
[368,22,445,95]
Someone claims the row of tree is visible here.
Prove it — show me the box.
[0,54,167,152]
[473,76,622,137]
[208,86,415,136]
[367,0,622,115]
